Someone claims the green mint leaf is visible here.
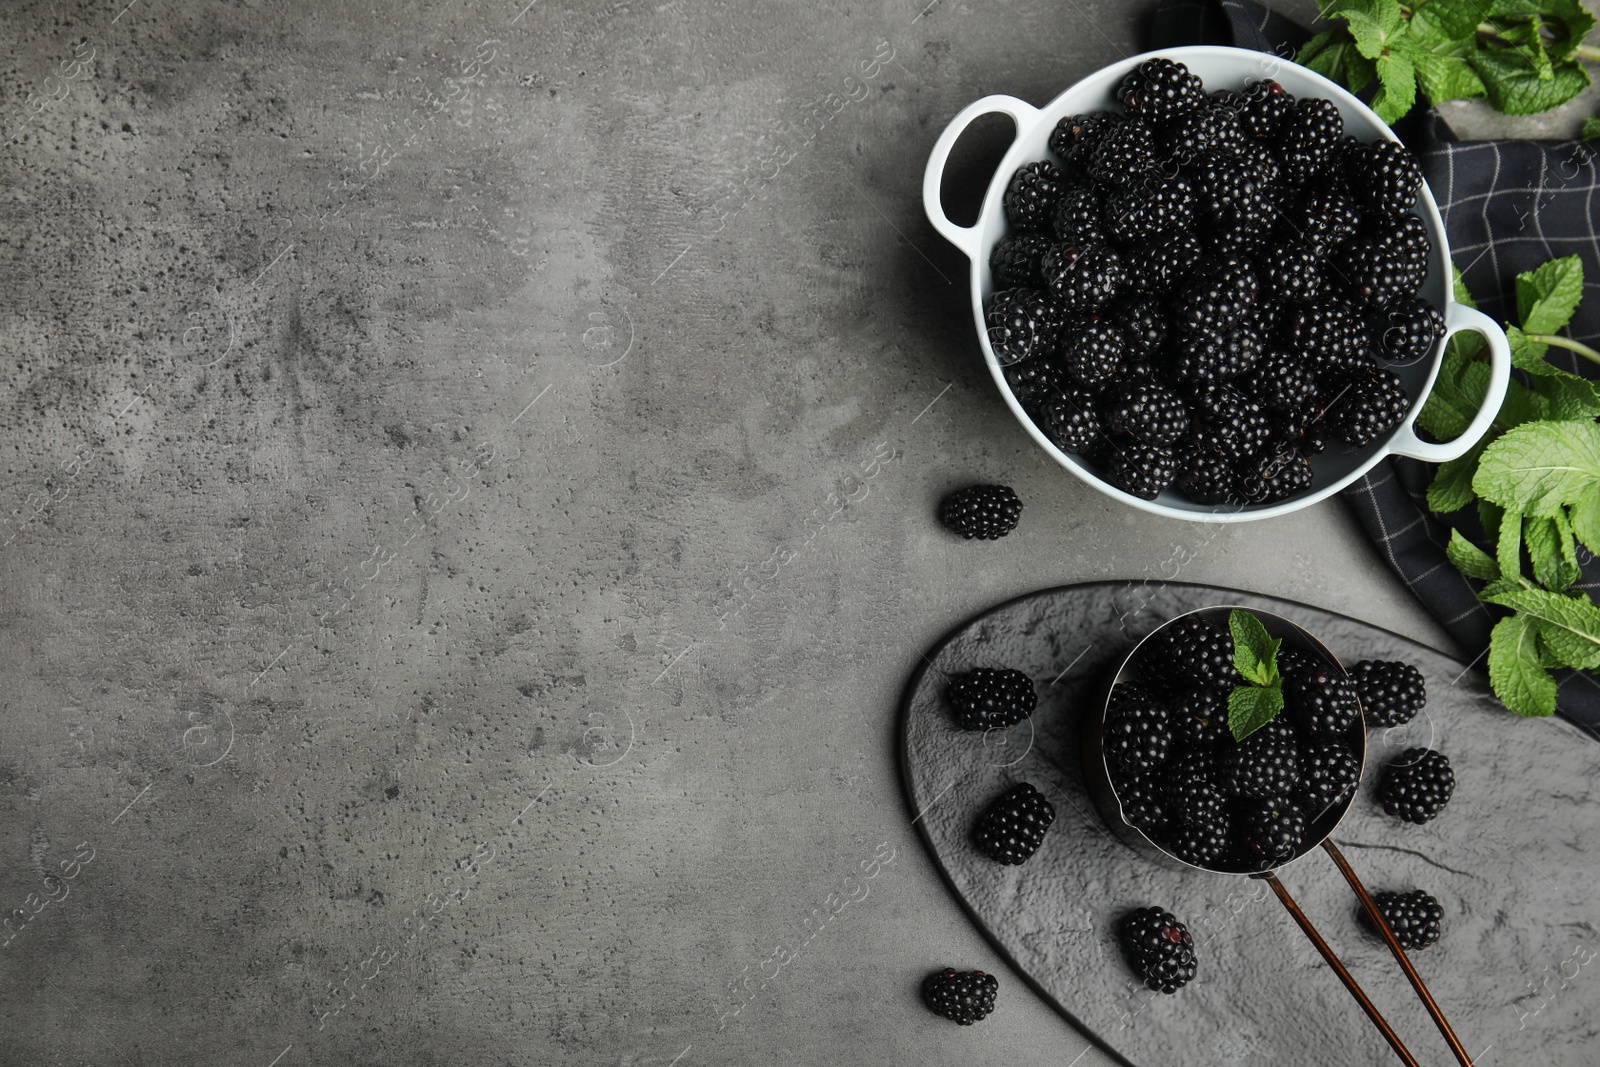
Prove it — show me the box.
[1583,116,1600,140]
[1329,0,1405,59]
[1470,50,1591,116]
[1527,0,1598,60]
[1497,508,1525,580]
[1480,498,1505,544]
[1482,575,1535,597]
[1483,586,1600,669]
[1229,609,1281,687]
[1498,377,1553,428]
[1410,46,1489,104]
[1525,514,1581,590]
[1488,614,1558,717]
[1534,376,1600,421]
[1553,509,1581,584]
[1452,263,1477,309]
[1417,355,1490,439]
[1297,30,1376,93]
[1517,255,1585,335]
[1506,326,1582,379]
[1410,0,1495,42]
[1568,484,1600,555]
[1372,51,1419,123]
[1473,421,1600,516]
[1229,683,1285,742]
[1446,527,1501,580]
[1427,440,1489,514]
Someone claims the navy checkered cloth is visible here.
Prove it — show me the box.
[1153,0,1600,731]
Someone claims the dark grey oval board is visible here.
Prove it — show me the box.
[900,582,1600,1067]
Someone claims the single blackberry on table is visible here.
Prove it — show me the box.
[1169,687,1231,750]
[1301,739,1362,812]
[1287,186,1362,257]
[1060,316,1126,386]
[1049,111,1124,173]
[1344,139,1424,214]
[1337,213,1429,305]
[1090,119,1161,189]
[1381,748,1454,823]
[1163,752,1228,827]
[989,233,1054,289]
[1280,300,1370,374]
[1237,796,1307,869]
[1177,449,1242,506]
[1159,107,1219,164]
[1116,772,1170,833]
[1043,387,1104,453]
[1350,660,1426,728]
[1118,57,1205,125]
[1238,78,1294,141]
[1106,175,1197,242]
[1141,614,1241,692]
[1104,443,1179,500]
[1326,364,1409,447]
[1104,683,1175,772]
[939,484,1023,540]
[1259,241,1325,303]
[1286,666,1361,735]
[1051,186,1109,245]
[1043,242,1126,312]
[1175,255,1258,331]
[1366,890,1444,951]
[1119,907,1198,993]
[922,968,999,1025]
[1113,297,1169,357]
[1275,98,1344,184]
[984,287,1060,366]
[1370,297,1445,365]
[1189,385,1273,458]
[1003,161,1065,232]
[1235,445,1313,505]
[1248,346,1319,412]
[948,667,1037,730]
[973,782,1056,865]
[1166,815,1232,868]
[1224,733,1300,799]
[1103,381,1191,446]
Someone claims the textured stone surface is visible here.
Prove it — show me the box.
[903,582,1600,1067]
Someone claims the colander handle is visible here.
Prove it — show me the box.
[1385,303,1512,464]
[921,94,1039,261]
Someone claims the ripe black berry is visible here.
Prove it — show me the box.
[1326,364,1409,447]
[1380,748,1454,823]
[1119,907,1198,993]
[1049,111,1124,174]
[1112,297,1169,357]
[1105,443,1178,499]
[1102,381,1191,446]
[1301,739,1361,812]
[1003,357,1067,412]
[1104,683,1174,772]
[1177,449,1241,506]
[948,667,1037,730]
[922,968,999,1025]
[1043,242,1126,312]
[1350,660,1426,728]
[1288,186,1362,257]
[1052,186,1110,245]
[1003,161,1065,232]
[989,232,1053,289]
[1366,890,1444,951]
[1281,300,1370,375]
[1118,58,1205,125]
[1336,213,1429,305]
[984,287,1060,366]
[1043,387,1103,453]
[1189,385,1273,459]
[1275,98,1344,184]
[1174,316,1265,383]
[1370,296,1445,365]
[1344,139,1424,214]
[1237,796,1307,869]
[1106,175,1197,242]
[1248,347,1319,412]
[1238,79,1294,141]
[1286,666,1361,735]
[1060,316,1126,386]
[1225,734,1300,799]
[1259,240,1325,303]
[1235,446,1313,505]
[1127,231,1203,296]
[939,484,1023,540]
[1163,752,1227,827]
[1089,120,1160,188]
[1140,615,1240,692]
[973,782,1056,865]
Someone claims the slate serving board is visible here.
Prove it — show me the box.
[900,582,1600,1067]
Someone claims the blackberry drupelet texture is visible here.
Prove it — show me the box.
[1350,660,1426,728]
[1119,907,1198,993]
[1118,58,1205,124]
[948,667,1037,730]
[1104,683,1175,772]
[1089,120,1160,188]
[1237,78,1294,140]
[939,485,1023,540]
[1381,749,1455,823]
[1105,442,1180,499]
[1235,446,1313,505]
[1344,139,1424,214]
[989,232,1054,290]
[973,782,1057,865]
[1048,111,1123,173]
[1140,614,1241,691]
[1225,734,1300,799]
[1275,98,1344,184]
[1003,161,1064,232]
[1286,666,1362,735]
[922,969,999,1025]
[984,287,1059,366]
[1367,890,1444,951]
[1237,796,1307,869]
[1370,297,1445,365]
[1300,739,1361,811]
[1102,381,1192,446]
[1326,365,1409,447]
[1060,317,1127,385]
[1043,388,1104,453]
[1043,242,1126,312]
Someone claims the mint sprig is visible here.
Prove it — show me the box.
[1418,255,1600,717]
[1296,0,1599,123]
[1227,609,1285,741]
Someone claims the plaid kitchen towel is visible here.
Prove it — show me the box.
[1152,0,1600,731]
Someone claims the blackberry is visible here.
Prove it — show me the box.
[1276,646,1321,683]
[1119,908,1198,993]
[1167,815,1231,868]
[1175,255,1258,331]
[1350,660,1426,728]
[1336,213,1429,305]
[1177,449,1241,506]
[1205,197,1277,256]
[1190,385,1272,458]
[1224,734,1299,799]
[973,782,1056,865]
[1141,615,1240,692]
[1169,687,1231,750]
[1326,365,1409,447]
[1281,300,1369,374]
[1113,297,1169,357]
[1052,186,1109,245]
[1043,243,1126,312]
[989,233,1053,289]
[1043,387,1103,453]
[922,968,999,1025]
[1205,98,1251,157]
[1164,753,1227,827]
[939,484,1023,540]
[1060,317,1126,385]
[1235,446,1313,505]
[1238,78,1294,141]
[1104,683,1174,772]
[984,287,1060,366]
[1248,347,1318,412]
[1286,666,1361,735]
[1370,297,1445,366]
[1104,443,1178,500]
[1344,139,1424,214]
[1117,772,1170,833]
[1275,98,1344,184]
[1127,231,1204,295]
[1236,139,1281,188]
[1159,107,1219,164]
[948,667,1037,730]
[1004,357,1068,411]
[1089,120,1159,188]
[1118,58,1205,125]
[1380,748,1454,823]
[1237,796,1307,869]
[1049,111,1124,174]
[1274,405,1332,456]
[1300,739,1361,812]
[1190,153,1265,217]
[1103,381,1191,446]
[1174,316,1264,382]
[1106,175,1196,242]
[1366,890,1444,951]
[1259,241,1325,303]
[1288,186,1362,257]
[1003,161,1065,232]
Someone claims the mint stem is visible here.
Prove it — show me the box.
[1576,44,1600,62]
[1524,332,1600,367]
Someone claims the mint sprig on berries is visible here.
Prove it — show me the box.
[1418,255,1600,717]
[1227,609,1285,741]
[1298,0,1600,123]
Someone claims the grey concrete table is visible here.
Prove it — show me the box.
[0,1,1588,1065]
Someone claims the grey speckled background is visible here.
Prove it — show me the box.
[0,1,1595,1065]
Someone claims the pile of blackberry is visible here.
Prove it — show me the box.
[989,58,1439,503]
[1106,614,1364,871]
